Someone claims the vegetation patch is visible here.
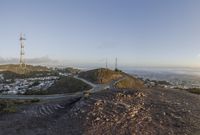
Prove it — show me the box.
[0,99,40,113]
[186,88,200,95]
[2,106,17,113]
[0,64,49,74]
[24,89,49,95]
[30,98,41,103]
[0,64,58,80]
[1,70,58,81]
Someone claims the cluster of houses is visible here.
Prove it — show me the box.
[144,78,200,89]
[0,75,59,94]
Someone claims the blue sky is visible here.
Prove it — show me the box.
[1,0,200,68]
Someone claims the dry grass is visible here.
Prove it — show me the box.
[79,68,123,84]
[115,77,144,89]
[0,99,40,113]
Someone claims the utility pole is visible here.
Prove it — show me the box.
[115,57,118,71]
[19,33,26,74]
[106,58,108,69]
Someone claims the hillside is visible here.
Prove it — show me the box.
[63,67,80,74]
[78,68,120,83]
[24,76,92,95]
[115,75,144,89]
[0,67,199,134]
[55,67,80,75]
[79,68,123,84]
[0,64,49,74]
[79,68,144,89]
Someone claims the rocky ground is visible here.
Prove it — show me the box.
[0,88,200,135]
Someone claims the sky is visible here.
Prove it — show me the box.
[1,0,200,68]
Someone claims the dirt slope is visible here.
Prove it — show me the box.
[0,88,199,135]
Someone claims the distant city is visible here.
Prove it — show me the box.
[127,68,200,89]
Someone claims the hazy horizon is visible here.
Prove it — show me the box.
[1,0,200,68]
[2,56,200,71]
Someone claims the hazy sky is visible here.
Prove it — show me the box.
[1,0,200,68]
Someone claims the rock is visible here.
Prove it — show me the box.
[137,92,145,97]
[95,100,103,106]
[95,117,100,121]
[81,110,85,113]
[163,112,166,116]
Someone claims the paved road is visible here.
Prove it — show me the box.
[74,75,127,92]
[74,75,96,88]
[0,93,82,100]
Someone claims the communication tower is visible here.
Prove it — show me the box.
[19,33,26,73]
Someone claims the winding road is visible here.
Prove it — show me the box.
[74,75,111,92]
[0,75,125,100]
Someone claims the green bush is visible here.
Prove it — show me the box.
[0,99,41,113]
[2,106,17,113]
[24,90,48,95]
[187,88,200,94]
[30,98,40,103]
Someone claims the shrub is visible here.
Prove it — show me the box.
[2,106,17,113]
[30,98,40,103]
[187,88,200,94]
